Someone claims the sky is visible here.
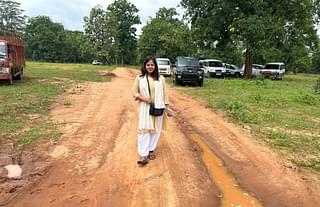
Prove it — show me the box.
[15,0,184,35]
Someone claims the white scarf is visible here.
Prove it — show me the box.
[138,75,165,131]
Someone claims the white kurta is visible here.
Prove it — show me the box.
[132,74,168,157]
[137,75,165,133]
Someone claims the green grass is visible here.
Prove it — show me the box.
[0,61,115,146]
[169,74,320,173]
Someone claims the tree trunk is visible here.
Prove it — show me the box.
[244,48,253,79]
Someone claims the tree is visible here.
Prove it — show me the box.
[63,30,95,63]
[181,0,319,76]
[24,16,66,62]
[137,7,193,63]
[0,0,27,34]
[84,5,110,64]
[84,0,140,64]
[106,0,140,64]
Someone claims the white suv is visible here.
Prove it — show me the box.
[156,58,172,76]
[261,62,285,80]
[200,59,226,78]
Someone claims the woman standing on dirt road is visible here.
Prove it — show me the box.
[132,57,170,166]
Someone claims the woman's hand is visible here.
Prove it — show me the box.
[139,96,153,104]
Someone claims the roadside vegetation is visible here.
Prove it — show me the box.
[171,75,320,173]
[0,61,114,146]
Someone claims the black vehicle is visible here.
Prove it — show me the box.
[172,56,204,86]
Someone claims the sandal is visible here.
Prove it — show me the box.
[137,156,148,165]
[148,151,156,160]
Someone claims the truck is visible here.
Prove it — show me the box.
[0,30,25,84]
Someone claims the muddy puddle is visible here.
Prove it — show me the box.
[191,135,263,207]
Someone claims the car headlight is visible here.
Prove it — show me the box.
[0,67,9,73]
[197,70,204,74]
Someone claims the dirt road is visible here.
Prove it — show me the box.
[3,68,320,206]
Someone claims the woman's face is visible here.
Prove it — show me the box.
[145,60,155,74]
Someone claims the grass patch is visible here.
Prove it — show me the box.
[0,61,115,146]
[168,74,320,173]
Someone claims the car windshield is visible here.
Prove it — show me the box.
[208,61,223,67]
[177,57,199,67]
[0,43,6,59]
[230,65,238,70]
[157,60,170,65]
[265,64,280,69]
[253,65,264,69]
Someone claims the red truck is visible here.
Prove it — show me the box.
[0,30,25,84]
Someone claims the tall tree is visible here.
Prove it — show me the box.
[84,0,140,64]
[0,0,27,34]
[84,5,111,64]
[106,0,140,64]
[137,7,192,62]
[24,16,66,62]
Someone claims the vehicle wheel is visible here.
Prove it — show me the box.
[8,73,13,85]
[206,71,210,78]
[15,67,23,80]
[278,74,283,80]
[198,81,203,87]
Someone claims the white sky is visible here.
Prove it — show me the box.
[15,0,184,35]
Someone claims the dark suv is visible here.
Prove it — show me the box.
[173,56,204,86]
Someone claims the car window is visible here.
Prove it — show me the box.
[208,61,223,67]
[0,42,6,59]
[265,64,279,70]
[177,57,199,67]
[157,60,170,65]
[253,65,264,69]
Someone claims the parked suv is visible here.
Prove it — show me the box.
[173,56,204,86]
[261,62,285,80]
[200,59,226,78]
[156,58,171,76]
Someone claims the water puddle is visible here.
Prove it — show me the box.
[191,135,263,207]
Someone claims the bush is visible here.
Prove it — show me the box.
[226,101,257,123]
[314,78,320,94]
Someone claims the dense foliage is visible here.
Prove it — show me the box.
[0,0,26,34]
[84,0,140,64]
[181,0,320,75]
[137,8,192,63]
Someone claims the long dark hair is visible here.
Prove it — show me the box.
[140,57,159,80]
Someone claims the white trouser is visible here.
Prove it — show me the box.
[138,116,163,157]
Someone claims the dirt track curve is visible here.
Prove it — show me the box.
[3,68,320,207]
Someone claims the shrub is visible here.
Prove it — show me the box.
[314,78,320,94]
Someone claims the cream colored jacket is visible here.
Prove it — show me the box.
[132,75,169,132]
